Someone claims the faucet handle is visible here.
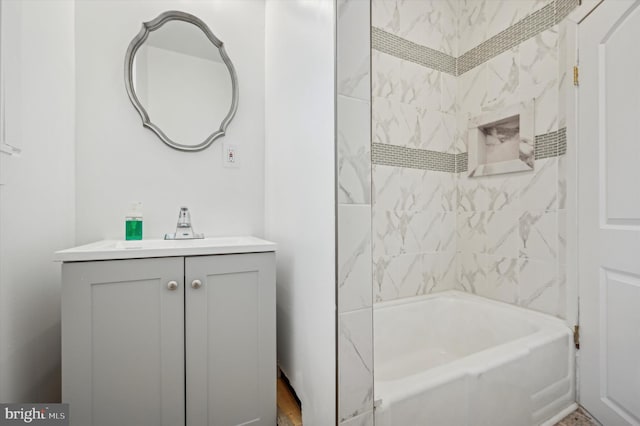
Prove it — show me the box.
[164,206,204,240]
[177,207,191,228]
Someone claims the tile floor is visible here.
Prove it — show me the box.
[555,408,599,426]
[276,404,599,425]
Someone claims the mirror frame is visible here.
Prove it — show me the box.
[124,10,239,152]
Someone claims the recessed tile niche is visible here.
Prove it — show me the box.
[468,101,535,177]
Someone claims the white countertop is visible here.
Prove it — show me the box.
[54,236,277,262]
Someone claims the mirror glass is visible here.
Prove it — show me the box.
[126,13,237,151]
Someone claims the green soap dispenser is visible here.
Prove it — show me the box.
[125,202,143,240]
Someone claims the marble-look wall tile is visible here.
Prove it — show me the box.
[339,205,372,313]
[532,80,559,135]
[556,265,567,320]
[457,211,487,253]
[374,250,457,302]
[372,0,458,56]
[459,63,488,116]
[484,255,519,303]
[340,410,374,426]
[558,22,569,130]
[518,258,562,317]
[339,309,374,421]
[459,0,488,55]
[338,2,371,422]
[557,209,566,265]
[423,211,456,252]
[417,110,457,152]
[518,210,557,261]
[372,50,442,109]
[372,96,419,147]
[458,177,490,212]
[519,26,559,135]
[374,253,423,301]
[520,27,558,93]
[517,157,558,211]
[457,209,518,258]
[436,0,459,57]
[558,151,567,210]
[337,0,370,100]
[459,0,554,57]
[373,209,423,258]
[439,172,458,211]
[371,0,396,31]
[373,165,458,214]
[485,210,519,257]
[441,73,458,116]
[485,0,525,41]
[518,211,558,261]
[373,165,429,212]
[455,115,468,155]
[458,251,487,293]
[371,0,459,304]
[458,252,519,303]
[421,170,457,212]
[484,47,520,110]
[458,173,520,212]
[423,251,457,293]
[338,96,371,204]
[373,99,461,155]
[485,0,552,41]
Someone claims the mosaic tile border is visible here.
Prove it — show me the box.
[372,0,580,76]
[535,127,567,160]
[456,152,468,174]
[373,127,567,173]
[556,0,581,22]
[458,1,555,74]
[372,143,456,173]
[371,27,457,76]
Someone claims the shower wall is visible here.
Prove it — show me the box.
[456,0,575,319]
[372,0,459,303]
[337,0,374,424]
[371,0,579,319]
[336,2,580,425]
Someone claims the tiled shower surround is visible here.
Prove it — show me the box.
[337,0,374,424]
[337,0,578,424]
[372,0,576,318]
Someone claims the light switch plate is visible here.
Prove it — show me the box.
[223,143,239,168]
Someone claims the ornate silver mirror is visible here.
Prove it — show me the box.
[124,11,238,151]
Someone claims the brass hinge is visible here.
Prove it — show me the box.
[574,325,580,350]
[573,66,579,86]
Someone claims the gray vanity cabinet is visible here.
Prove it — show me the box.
[61,252,276,426]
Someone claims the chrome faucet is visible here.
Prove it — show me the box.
[164,207,204,240]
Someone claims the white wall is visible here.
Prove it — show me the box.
[0,0,76,402]
[264,1,336,425]
[74,0,265,243]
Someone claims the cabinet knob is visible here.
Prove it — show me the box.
[191,279,202,289]
[167,281,178,291]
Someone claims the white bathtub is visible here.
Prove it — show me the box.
[374,291,575,426]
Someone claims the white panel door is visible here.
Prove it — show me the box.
[185,252,276,426]
[61,257,185,426]
[579,1,640,425]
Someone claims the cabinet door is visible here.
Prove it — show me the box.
[62,257,185,426]
[185,252,276,426]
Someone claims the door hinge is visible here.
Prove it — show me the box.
[573,66,579,86]
[574,325,580,350]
